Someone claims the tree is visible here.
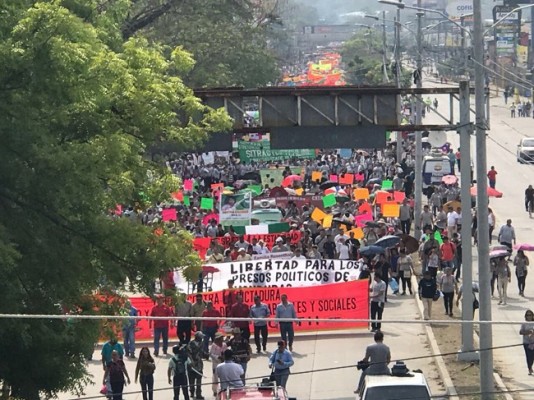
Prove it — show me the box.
[122,0,280,87]
[0,2,231,399]
[342,30,412,87]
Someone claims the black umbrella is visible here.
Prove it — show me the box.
[333,218,355,228]
[396,234,419,254]
[360,245,386,256]
[320,181,338,190]
[242,172,260,182]
[375,235,401,249]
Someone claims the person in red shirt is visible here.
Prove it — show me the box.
[201,301,222,354]
[440,236,456,271]
[229,294,251,340]
[149,296,174,356]
[487,166,498,189]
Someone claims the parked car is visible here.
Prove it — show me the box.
[517,137,534,164]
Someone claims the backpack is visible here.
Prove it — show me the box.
[172,355,186,375]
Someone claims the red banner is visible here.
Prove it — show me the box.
[129,280,368,340]
[193,231,302,260]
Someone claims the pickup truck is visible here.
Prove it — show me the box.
[517,137,534,164]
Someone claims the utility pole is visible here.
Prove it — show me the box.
[395,9,403,165]
[457,81,477,362]
[473,0,493,397]
[382,11,390,83]
[460,16,466,78]
[414,1,423,241]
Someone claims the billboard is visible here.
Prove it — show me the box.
[446,0,473,18]
[493,5,521,56]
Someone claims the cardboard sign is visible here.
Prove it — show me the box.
[393,191,406,203]
[375,191,392,205]
[329,174,338,182]
[382,203,400,218]
[354,188,370,200]
[200,197,214,210]
[349,227,365,240]
[339,174,354,185]
[311,171,322,182]
[323,214,333,228]
[311,207,327,223]
[322,194,337,208]
[161,208,177,221]
[183,179,193,191]
[171,191,184,202]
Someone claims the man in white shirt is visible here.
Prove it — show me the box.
[370,273,387,332]
[446,206,459,238]
[291,248,307,260]
[216,349,244,391]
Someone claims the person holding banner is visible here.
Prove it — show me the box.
[275,294,298,352]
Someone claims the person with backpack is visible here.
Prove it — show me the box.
[187,332,205,400]
[103,350,130,400]
[168,345,190,400]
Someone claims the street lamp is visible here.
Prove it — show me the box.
[366,13,389,83]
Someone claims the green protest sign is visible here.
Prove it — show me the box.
[322,194,336,208]
[200,197,214,210]
[238,141,315,163]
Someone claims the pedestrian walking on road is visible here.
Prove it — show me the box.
[209,333,227,396]
[268,340,294,389]
[496,257,511,305]
[369,272,386,331]
[520,310,534,375]
[487,166,498,189]
[121,301,138,358]
[498,219,516,256]
[275,294,298,351]
[525,185,534,218]
[103,350,130,400]
[187,332,205,400]
[510,102,516,117]
[201,301,221,354]
[439,267,458,317]
[419,271,437,320]
[514,250,529,296]
[135,347,156,400]
[175,294,193,345]
[250,295,270,353]
[168,345,190,400]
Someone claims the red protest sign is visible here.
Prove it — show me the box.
[161,208,177,221]
[128,280,368,340]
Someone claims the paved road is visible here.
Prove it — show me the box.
[58,294,443,400]
[425,81,534,399]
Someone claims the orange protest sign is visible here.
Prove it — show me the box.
[354,188,370,200]
[382,203,400,218]
[311,207,327,222]
[358,202,373,214]
[295,188,304,196]
[393,191,406,203]
[211,183,224,191]
[339,173,354,185]
[323,214,333,228]
[349,227,365,240]
[374,191,392,205]
[311,171,322,182]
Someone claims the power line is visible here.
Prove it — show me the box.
[66,342,524,400]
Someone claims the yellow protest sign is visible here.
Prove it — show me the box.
[323,214,333,228]
[349,227,365,240]
[311,208,327,222]
[354,188,370,200]
[295,188,304,196]
[382,203,400,218]
[311,171,322,182]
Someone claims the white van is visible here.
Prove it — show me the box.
[359,371,432,400]
[422,152,452,194]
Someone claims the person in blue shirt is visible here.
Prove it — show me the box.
[275,294,297,351]
[249,296,271,353]
[101,336,124,371]
[122,300,139,358]
[268,340,294,388]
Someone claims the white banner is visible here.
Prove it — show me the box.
[251,251,293,260]
[175,259,363,293]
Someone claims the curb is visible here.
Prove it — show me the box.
[412,276,460,400]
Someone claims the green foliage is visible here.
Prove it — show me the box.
[0,1,230,398]
[342,30,412,87]
[133,0,280,87]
